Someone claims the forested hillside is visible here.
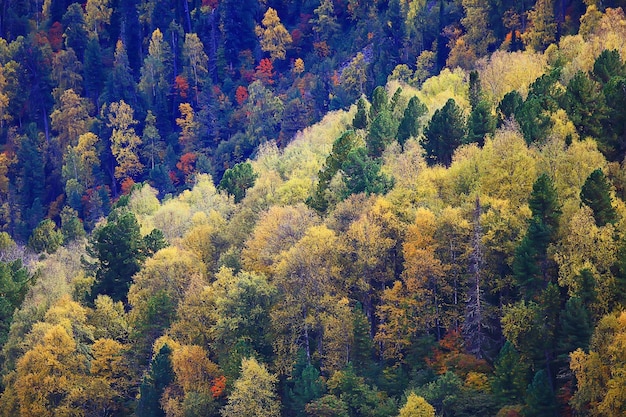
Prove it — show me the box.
[2,0,626,416]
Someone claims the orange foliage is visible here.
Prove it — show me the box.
[210,375,226,398]
[175,75,189,99]
[235,85,249,106]
[255,58,275,85]
[313,41,330,57]
[331,71,340,87]
[176,152,197,183]
[426,330,491,378]
[48,22,63,52]
[121,177,135,195]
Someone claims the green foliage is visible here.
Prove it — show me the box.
[136,343,174,417]
[87,210,153,303]
[580,169,617,227]
[423,98,466,166]
[592,49,625,84]
[0,260,33,348]
[218,162,258,203]
[564,71,607,139]
[27,219,63,254]
[466,100,496,146]
[491,341,529,406]
[353,98,369,130]
[284,353,326,417]
[397,96,427,148]
[341,148,394,198]
[523,370,557,417]
[513,174,561,297]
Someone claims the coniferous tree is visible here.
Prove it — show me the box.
[353,97,369,130]
[136,344,174,417]
[524,370,558,417]
[491,341,529,406]
[397,96,427,148]
[564,71,607,140]
[580,168,617,227]
[423,98,466,166]
[513,174,561,297]
[592,49,625,84]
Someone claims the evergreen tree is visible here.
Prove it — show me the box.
[341,147,394,199]
[0,259,33,348]
[367,108,397,158]
[513,174,561,297]
[87,210,165,303]
[524,370,557,417]
[466,99,496,146]
[497,90,523,126]
[592,49,625,84]
[136,344,174,417]
[557,297,592,357]
[218,162,258,203]
[284,352,325,417]
[353,97,369,130]
[580,168,617,227]
[397,96,427,148]
[423,98,466,166]
[491,341,529,406]
[564,71,607,139]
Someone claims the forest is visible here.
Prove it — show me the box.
[2,0,626,416]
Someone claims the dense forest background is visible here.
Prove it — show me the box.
[2,0,626,416]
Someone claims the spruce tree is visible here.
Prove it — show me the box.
[524,370,557,417]
[513,174,561,298]
[580,168,617,227]
[136,344,174,417]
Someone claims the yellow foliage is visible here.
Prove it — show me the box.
[398,392,436,417]
[477,50,547,104]
[478,123,538,206]
[255,8,292,60]
[554,205,617,314]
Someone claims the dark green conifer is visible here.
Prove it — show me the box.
[580,168,617,227]
[423,98,466,166]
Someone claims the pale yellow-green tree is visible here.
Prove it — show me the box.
[139,28,172,108]
[62,132,100,189]
[398,392,436,417]
[570,311,626,416]
[107,100,144,182]
[182,33,208,101]
[50,89,94,150]
[221,357,280,417]
[255,8,292,60]
[84,0,112,39]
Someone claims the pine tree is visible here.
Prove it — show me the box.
[580,168,617,227]
[397,96,427,148]
[423,98,466,166]
[564,71,607,139]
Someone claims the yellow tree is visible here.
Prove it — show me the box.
[222,357,281,417]
[242,203,319,276]
[182,33,208,103]
[272,225,343,373]
[84,0,112,39]
[107,100,144,182]
[62,132,100,189]
[176,103,200,154]
[571,311,626,416]
[398,392,436,417]
[255,7,293,60]
[523,0,557,52]
[50,89,94,150]
[14,325,88,417]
